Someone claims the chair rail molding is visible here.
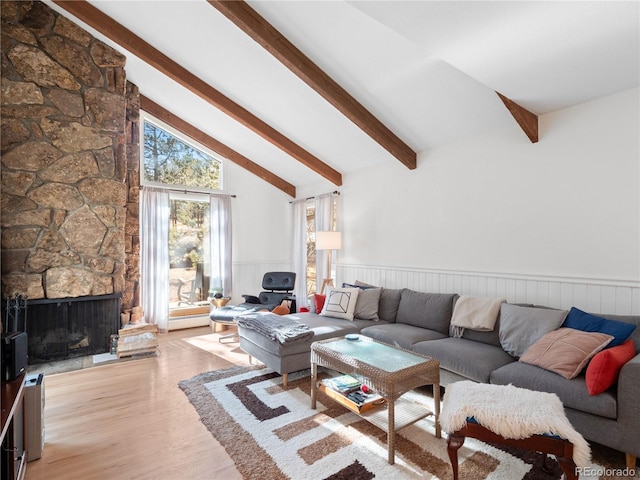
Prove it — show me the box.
[337,264,640,316]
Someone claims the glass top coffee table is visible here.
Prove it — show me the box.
[310,335,440,465]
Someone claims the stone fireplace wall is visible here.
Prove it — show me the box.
[1,1,138,310]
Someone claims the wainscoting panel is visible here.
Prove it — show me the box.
[338,264,640,315]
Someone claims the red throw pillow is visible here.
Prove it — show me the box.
[314,294,326,313]
[585,339,636,395]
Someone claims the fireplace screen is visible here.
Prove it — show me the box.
[22,294,121,364]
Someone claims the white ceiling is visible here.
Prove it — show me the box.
[46,1,640,196]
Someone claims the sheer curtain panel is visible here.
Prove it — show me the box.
[209,194,233,298]
[314,193,333,292]
[292,199,308,311]
[140,187,170,333]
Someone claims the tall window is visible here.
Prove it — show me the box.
[168,194,210,307]
[142,115,222,191]
[141,113,225,317]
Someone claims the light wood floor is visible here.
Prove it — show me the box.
[25,326,249,480]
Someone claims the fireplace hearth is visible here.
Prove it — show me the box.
[17,294,121,365]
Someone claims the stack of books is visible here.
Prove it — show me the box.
[320,375,385,413]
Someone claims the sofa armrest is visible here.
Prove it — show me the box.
[617,352,640,456]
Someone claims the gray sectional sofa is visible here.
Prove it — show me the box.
[236,286,640,466]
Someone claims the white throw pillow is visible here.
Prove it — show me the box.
[320,287,360,320]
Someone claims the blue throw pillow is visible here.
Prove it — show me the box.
[563,307,636,347]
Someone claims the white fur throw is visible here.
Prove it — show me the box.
[440,381,591,467]
[450,295,504,337]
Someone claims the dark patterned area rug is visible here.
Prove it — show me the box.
[179,366,626,480]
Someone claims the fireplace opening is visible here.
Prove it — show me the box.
[7,293,122,365]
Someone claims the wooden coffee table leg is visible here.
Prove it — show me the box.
[447,432,465,480]
[434,383,441,438]
[388,398,395,464]
[310,362,317,409]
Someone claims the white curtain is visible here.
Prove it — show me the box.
[292,199,308,311]
[314,193,333,292]
[209,194,233,298]
[140,187,170,333]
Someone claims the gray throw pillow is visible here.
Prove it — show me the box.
[354,287,382,320]
[499,304,568,358]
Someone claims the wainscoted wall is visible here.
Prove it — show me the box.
[338,264,640,315]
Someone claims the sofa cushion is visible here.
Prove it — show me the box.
[354,287,382,321]
[499,304,568,358]
[452,317,502,347]
[396,290,456,334]
[360,323,447,350]
[320,287,359,320]
[411,337,515,383]
[585,339,636,395]
[519,328,613,379]
[490,361,618,419]
[377,288,403,323]
[563,307,637,348]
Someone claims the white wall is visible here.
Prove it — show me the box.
[224,160,293,303]
[340,88,639,283]
[224,88,639,314]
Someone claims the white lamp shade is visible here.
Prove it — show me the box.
[316,231,342,250]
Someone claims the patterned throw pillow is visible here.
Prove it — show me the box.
[320,287,360,320]
[519,328,613,379]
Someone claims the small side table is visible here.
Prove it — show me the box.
[211,296,230,309]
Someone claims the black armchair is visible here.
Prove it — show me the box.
[210,272,297,339]
[240,271,296,311]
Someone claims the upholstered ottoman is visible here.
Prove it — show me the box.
[210,305,259,342]
[237,312,377,386]
[440,381,590,480]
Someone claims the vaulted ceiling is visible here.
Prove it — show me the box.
[47,1,640,197]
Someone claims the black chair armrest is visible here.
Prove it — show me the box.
[242,294,261,304]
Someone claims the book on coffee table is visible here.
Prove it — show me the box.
[323,374,362,393]
[319,378,385,414]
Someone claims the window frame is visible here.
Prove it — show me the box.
[139,110,225,194]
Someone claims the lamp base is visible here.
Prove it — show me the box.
[320,278,334,294]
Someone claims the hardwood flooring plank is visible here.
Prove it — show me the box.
[25,326,248,480]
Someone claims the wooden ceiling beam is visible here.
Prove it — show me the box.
[53,0,342,187]
[209,0,417,170]
[496,92,539,143]
[140,95,296,197]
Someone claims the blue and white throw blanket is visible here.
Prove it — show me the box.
[236,312,314,344]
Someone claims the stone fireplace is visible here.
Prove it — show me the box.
[1,1,141,360]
